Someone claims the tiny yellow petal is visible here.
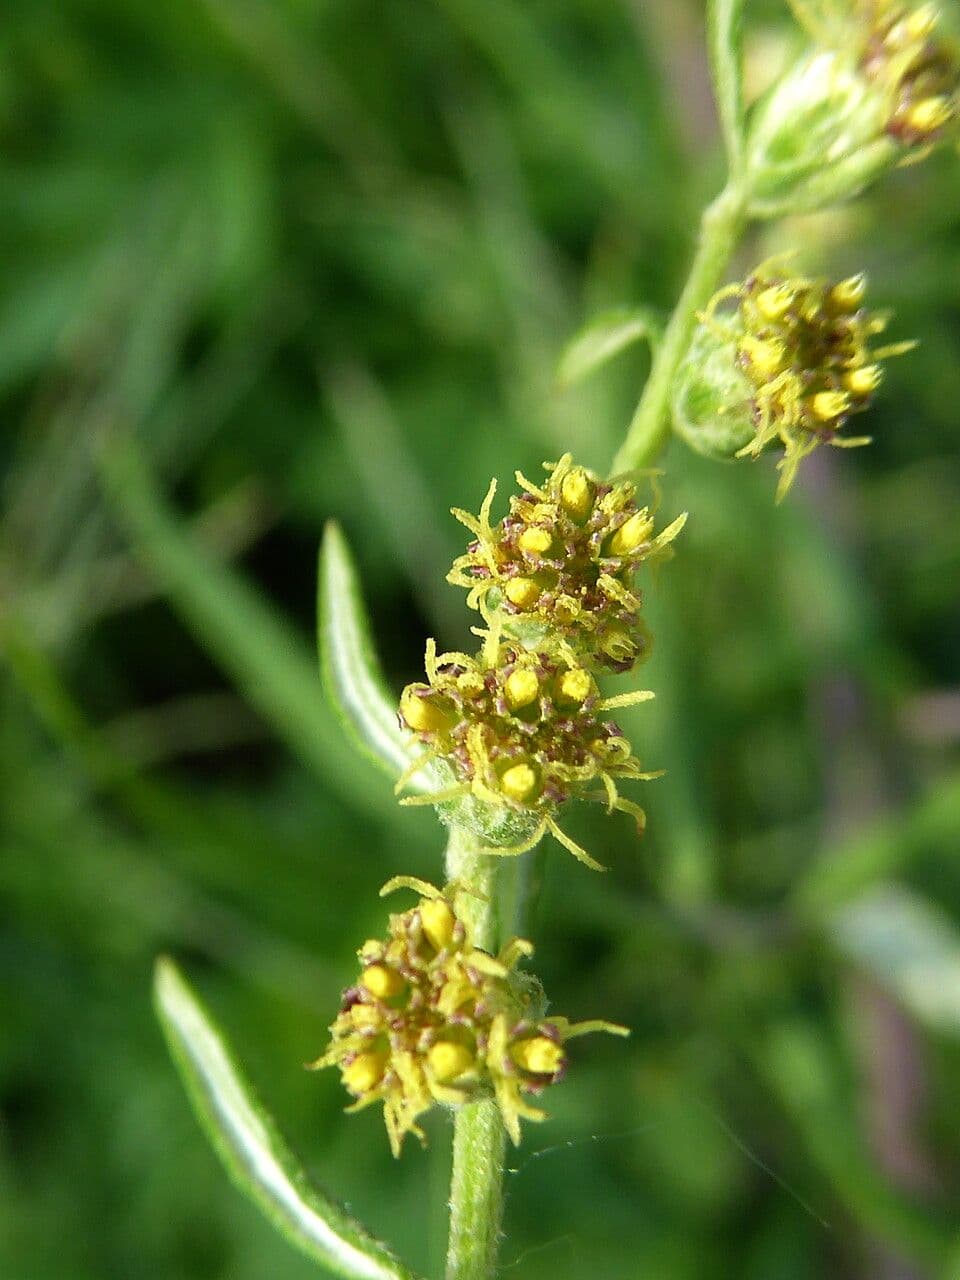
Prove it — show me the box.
[500,762,540,804]
[809,390,850,421]
[607,510,655,556]
[504,577,541,609]
[905,96,953,135]
[361,964,405,1000]
[504,668,540,711]
[510,1036,565,1075]
[428,1041,474,1084]
[829,274,867,311]
[844,364,883,396]
[756,284,795,321]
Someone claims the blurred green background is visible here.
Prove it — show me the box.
[2,1,959,1277]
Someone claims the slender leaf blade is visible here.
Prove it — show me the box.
[556,307,662,389]
[98,434,396,819]
[154,957,422,1280]
[707,0,745,173]
[319,523,429,792]
[830,883,960,1036]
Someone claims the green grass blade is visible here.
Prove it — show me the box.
[706,0,745,175]
[318,523,429,792]
[154,958,421,1280]
[829,884,960,1037]
[556,306,662,390]
[98,435,395,819]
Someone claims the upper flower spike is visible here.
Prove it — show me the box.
[675,261,915,499]
[397,639,659,869]
[447,453,686,673]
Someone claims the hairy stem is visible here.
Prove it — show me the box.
[443,824,506,1280]
[612,183,747,473]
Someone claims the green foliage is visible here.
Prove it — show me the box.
[1,1,960,1278]
[154,958,423,1280]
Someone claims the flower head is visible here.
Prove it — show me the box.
[309,878,627,1154]
[857,0,960,145]
[676,261,914,498]
[397,640,659,869]
[447,453,685,672]
[745,1,960,213]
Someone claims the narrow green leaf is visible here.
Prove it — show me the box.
[154,958,423,1280]
[830,884,960,1036]
[556,307,662,390]
[707,0,746,174]
[97,434,396,819]
[319,522,429,792]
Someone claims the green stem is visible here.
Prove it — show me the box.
[611,183,747,474]
[443,824,506,1280]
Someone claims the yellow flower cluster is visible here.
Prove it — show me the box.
[309,879,627,1155]
[859,1,960,144]
[398,640,658,869]
[704,263,914,498]
[447,453,685,672]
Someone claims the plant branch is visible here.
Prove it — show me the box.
[611,183,747,474]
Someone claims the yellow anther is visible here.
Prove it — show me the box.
[756,284,795,321]
[504,577,541,609]
[419,897,456,952]
[342,1052,388,1094]
[555,668,593,706]
[500,762,540,805]
[740,334,786,380]
[607,511,655,557]
[510,1036,565,1076]
[427,1041,474,1084]
[361,963,405,1000]
[400,688,455,735]
[905,95,953,135]
[350,1004,381,1029]
[518,526,553,556]
[844,364,883,396]
[559,468,595,522]
[809,390,851,422]
[504,668,540,711]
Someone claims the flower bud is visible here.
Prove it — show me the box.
[504,577,541,610]
[399,687,456,736]
[504,668,540,711]
[428,1041,475,1084]
[361,963,406,1000]
[510,1036,565,1077]
[342,1052,388,1095]
[419,897,456,952]
[499,762,541,805]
